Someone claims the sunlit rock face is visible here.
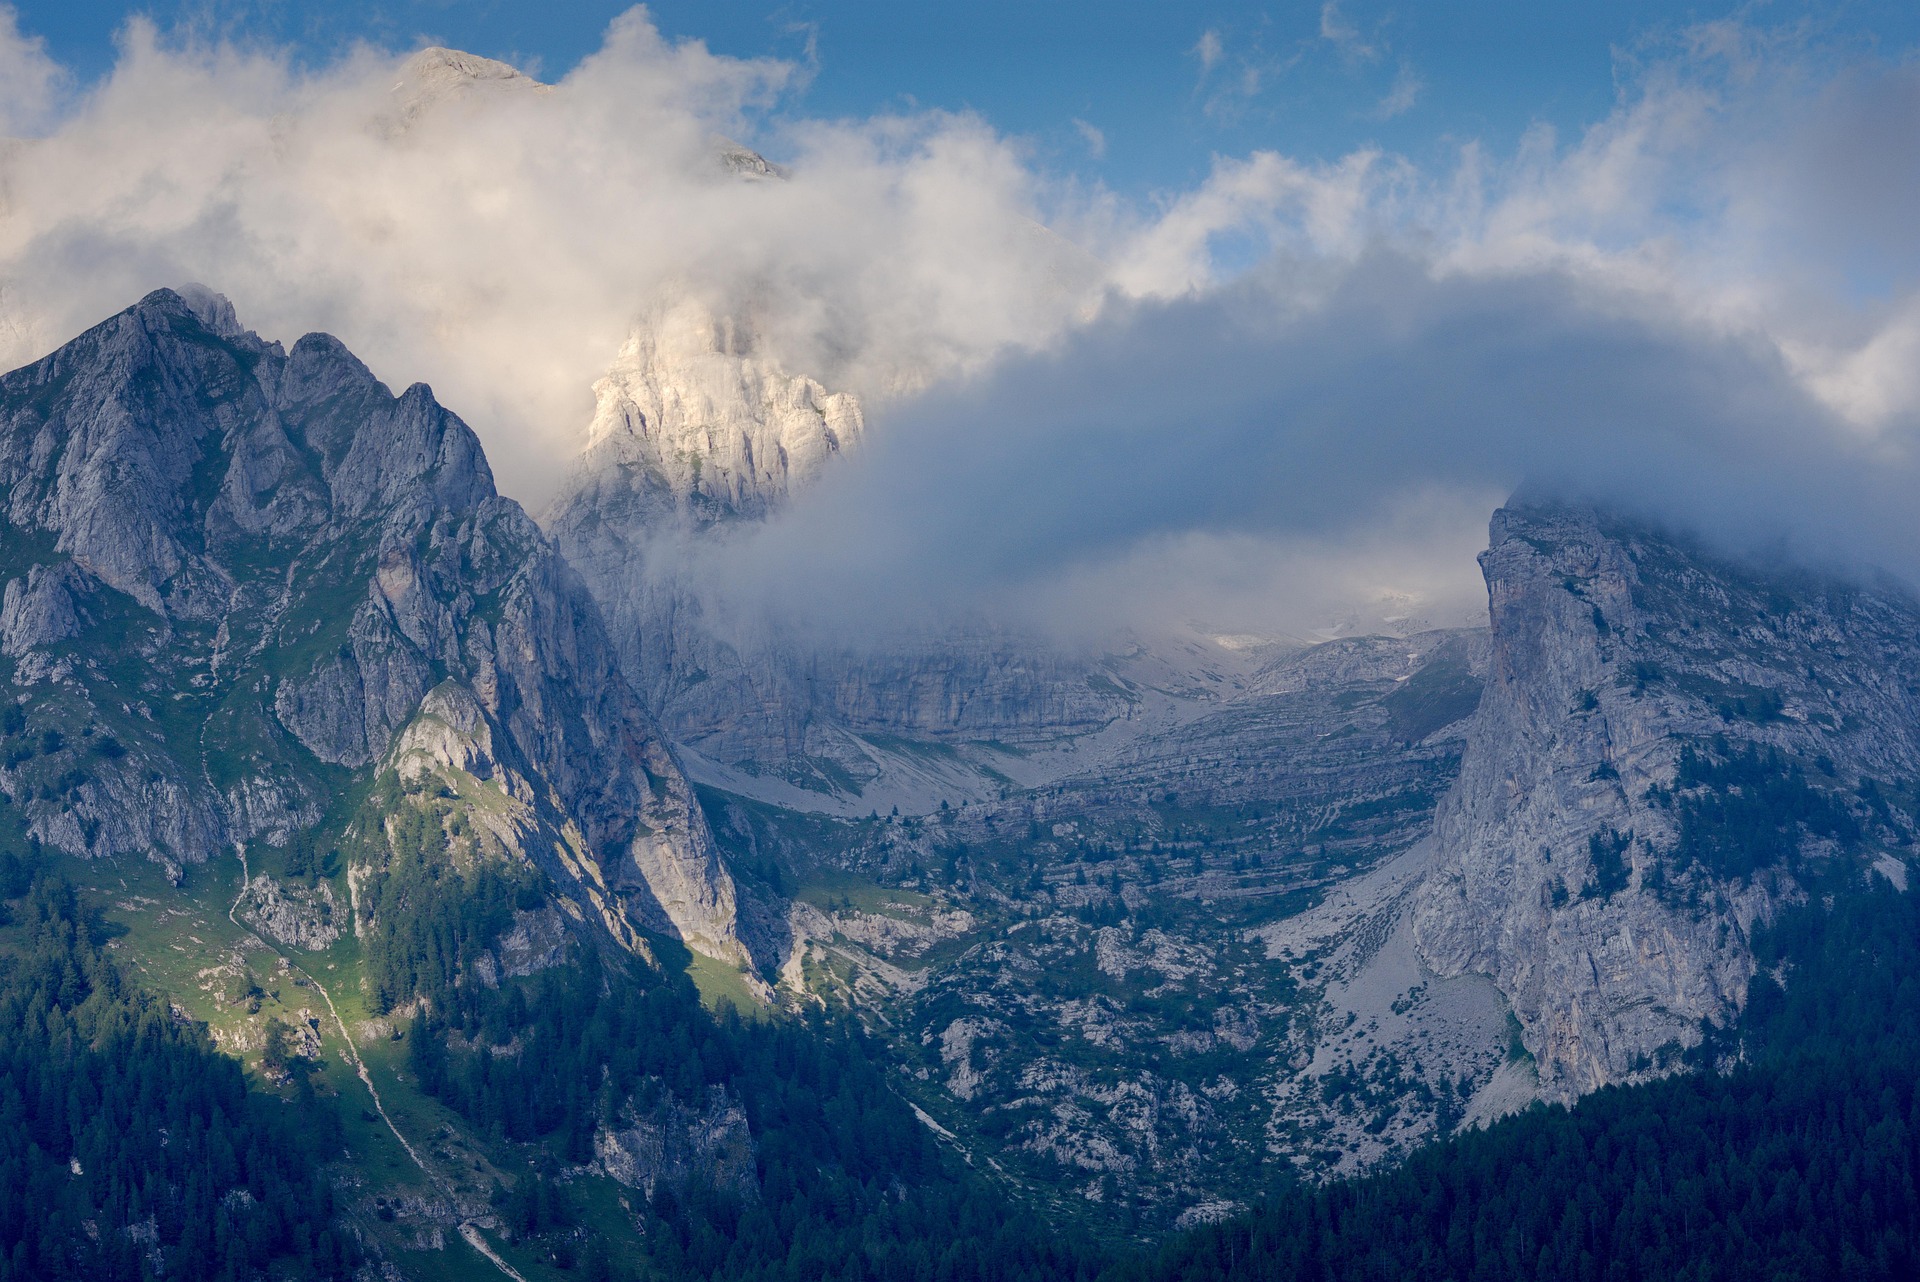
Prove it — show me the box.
[576,293,866,525]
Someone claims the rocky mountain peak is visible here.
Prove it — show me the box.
[560,292,865,528]
[1414,500,1920,1098]
[0,287,756,970]
[386,46,548,126]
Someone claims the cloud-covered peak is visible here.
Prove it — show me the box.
[386,45,549,125]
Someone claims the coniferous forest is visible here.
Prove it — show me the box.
[0,857,348,1281]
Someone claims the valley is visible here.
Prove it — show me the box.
[1,261,1916,1281]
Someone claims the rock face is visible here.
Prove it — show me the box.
[237,874,342,951]
[0,288,749,966]
[571,293,866,526]
[592,1085,758,1200]
[1414,502,1920,1098]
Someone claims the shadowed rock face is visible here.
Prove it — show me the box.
[0,287,748,965]
[1415,502,1920,1099]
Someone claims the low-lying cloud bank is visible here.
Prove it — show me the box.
[0,10,1915,641]
[721,252,1912,641]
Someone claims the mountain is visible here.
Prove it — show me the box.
[370,85,1920,1225]
[0,285,748,963]
[6,281,1920,1279]
[0,288,1091,1280]
[537,260,1510,1216]
[0,47,1911,1260]
[1415,501,1920,1096]
[725,496,1920,1231]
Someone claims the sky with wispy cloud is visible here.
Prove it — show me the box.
[0,2,1917,642]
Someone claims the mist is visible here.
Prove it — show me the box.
[713,252,1913,644]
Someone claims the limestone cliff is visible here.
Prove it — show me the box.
[571,293,865,526]
[1415,502,1920,1098]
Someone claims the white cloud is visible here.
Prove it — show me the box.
[716,250,1912,644]
[695,20,1920,643]
[0,11,1914,644]
[0,10,1101,499]
[1374,62,1422,118]
[1193,29,1224,78]
[0,5,56,133]
[1104,149,1393,297]
[1319,2,1379,62]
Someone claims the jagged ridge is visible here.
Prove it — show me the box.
[0,287,750,966]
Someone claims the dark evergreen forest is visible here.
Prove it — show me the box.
[0,854,350,1281]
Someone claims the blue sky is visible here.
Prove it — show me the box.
[13,0,1920,199]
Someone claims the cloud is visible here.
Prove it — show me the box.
[1187,25,1298,124]
[1193,29,1224,78]
[0,9,1101,499]
[1072,117,1105,159]
[715,249,1917,643]
[0,5,60,133]
[1104,149,1393,297]
[1374,62,1422,118]
[692,22,1920,644]
[0,10,1916,646]
[1319,2,1379,62]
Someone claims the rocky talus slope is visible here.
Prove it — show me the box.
[699,628,1505,1218]
[0,287,748,965]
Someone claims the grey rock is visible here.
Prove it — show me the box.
[593,1085,758,1199]
[1414,502,1920,1098]
[0,562,91,655]
[0,288,750,966]
[237,873,342,951]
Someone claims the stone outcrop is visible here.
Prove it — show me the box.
[592,1085,758,1199]
[237,873,342,951]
